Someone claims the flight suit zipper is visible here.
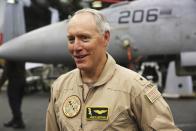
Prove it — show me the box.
[79,86,85,130]
[83,87,93,103]
[80,85,94,130]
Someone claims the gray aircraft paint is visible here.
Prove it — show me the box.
[0,0,195,65]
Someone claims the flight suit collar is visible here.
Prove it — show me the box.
[76,53,117,87]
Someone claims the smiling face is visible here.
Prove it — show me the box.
[67,12,109,72]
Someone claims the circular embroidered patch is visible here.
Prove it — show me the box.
[62,95,81,118]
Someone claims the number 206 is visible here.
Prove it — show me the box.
[118,8,159,24]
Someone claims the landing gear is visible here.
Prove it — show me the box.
[138,62,165,92]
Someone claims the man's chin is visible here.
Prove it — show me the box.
[76,64,85,70]
[76,64,89,71]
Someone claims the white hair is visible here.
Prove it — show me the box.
[68,8,110,35]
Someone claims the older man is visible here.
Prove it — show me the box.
[45,8,180,131]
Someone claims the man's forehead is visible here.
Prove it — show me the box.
[69,12,95,25]
[67,13,98,34]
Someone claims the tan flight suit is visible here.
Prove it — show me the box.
[46,54,181,131]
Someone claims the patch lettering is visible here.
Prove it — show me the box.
[86,107,108,121]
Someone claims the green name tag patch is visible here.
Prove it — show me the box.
[86,107,108,121]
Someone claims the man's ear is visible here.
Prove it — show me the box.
[103,31,110,47]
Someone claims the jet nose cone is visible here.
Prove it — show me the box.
[0,21,73,64]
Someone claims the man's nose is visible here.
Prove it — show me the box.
[73,38,82,50]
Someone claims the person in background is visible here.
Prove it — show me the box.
[0,60,26,129]
[45,8,181,131]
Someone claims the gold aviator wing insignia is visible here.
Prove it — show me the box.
[94,110,107,114]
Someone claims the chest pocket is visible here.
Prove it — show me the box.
[103,110,139,131]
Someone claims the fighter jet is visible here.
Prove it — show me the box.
[0,0,196,90]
